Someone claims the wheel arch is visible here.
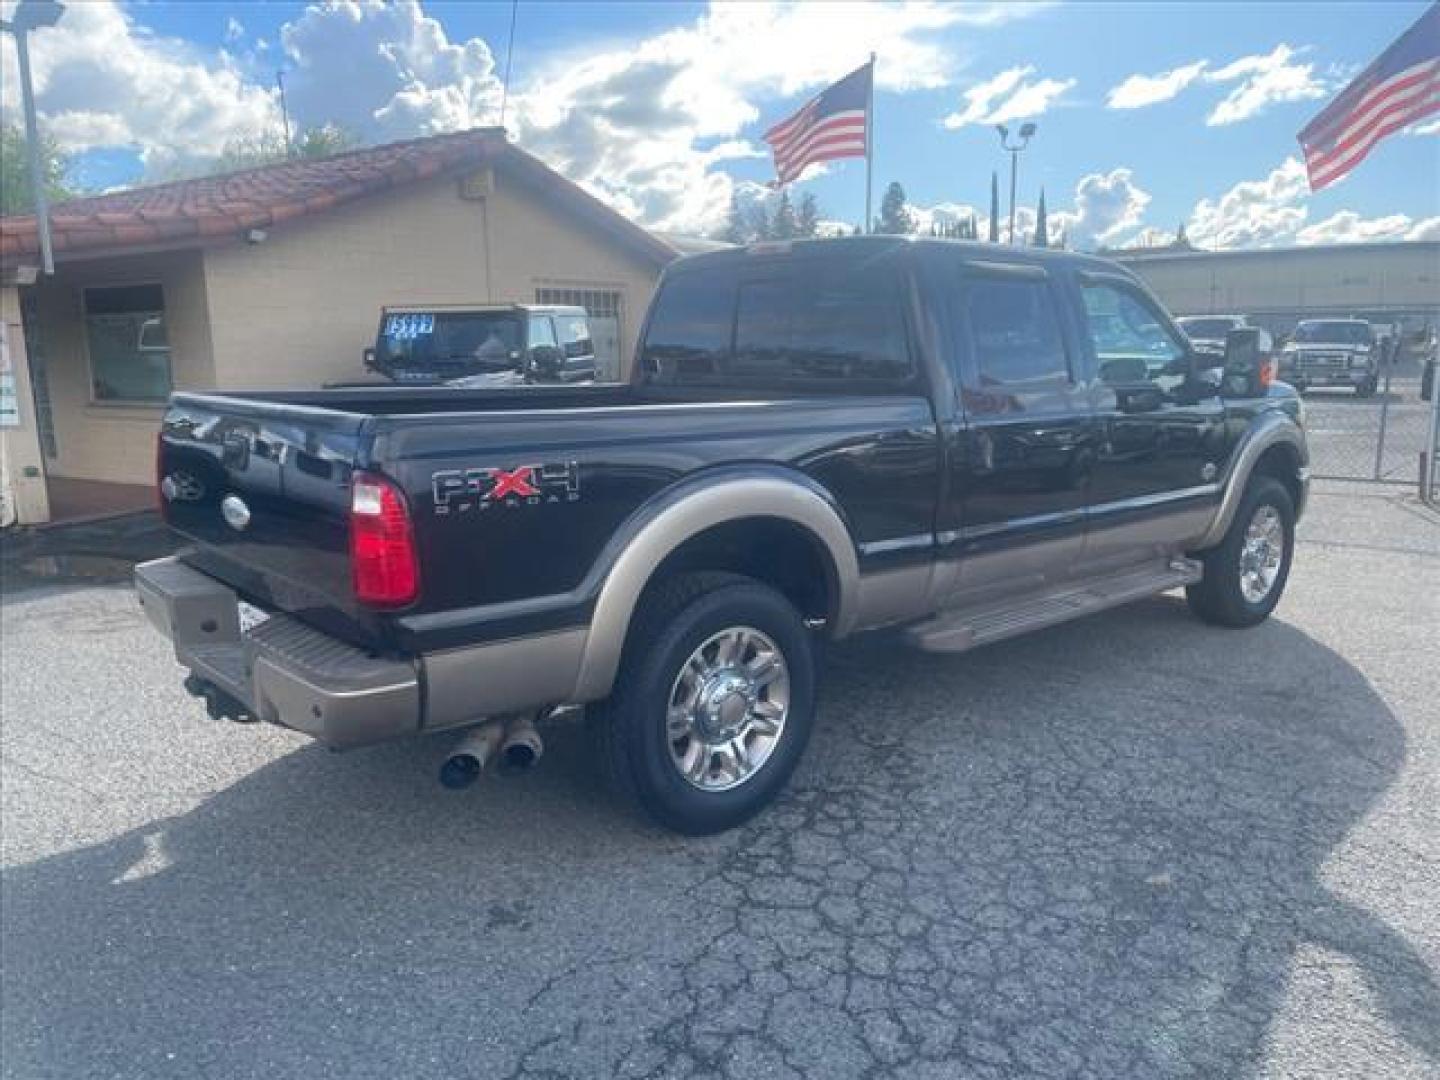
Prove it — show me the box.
[1195,411,1309,549]
[572,470,859,701]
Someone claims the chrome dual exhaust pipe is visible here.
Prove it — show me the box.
[498,714,543,774]
[439,714,544,789]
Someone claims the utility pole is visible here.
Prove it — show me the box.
[2,1,67,275]
[995,122,1037,246]
[276,70,293,156]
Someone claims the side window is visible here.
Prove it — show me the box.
[1080,282,1186,388]
[556,314,593,358]
[640,272,734,381]
[528,316,557,349]
[963,278,1070,391]
[732,265,911,383]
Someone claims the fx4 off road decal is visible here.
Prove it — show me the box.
[430,462,581,515]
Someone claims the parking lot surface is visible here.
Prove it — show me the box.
[2,482,1437,1080]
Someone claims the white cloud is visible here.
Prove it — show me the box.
[224,17,246,45]
[1187,156,1309,247]
[1106,61,1208,110]
[942,65,1076,129]
[1203,45,1326,126]
[1297,210,1440,245]
[1409,117,1440,136]
[280,1,504,140]
[1063,167,1151,248]
[512,1,1029,233]
[0,0,277,166]
[906,201,981,234]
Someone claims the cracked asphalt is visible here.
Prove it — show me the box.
[2,481,1437,1079]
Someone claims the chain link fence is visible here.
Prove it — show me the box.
[1305,345,1437,493]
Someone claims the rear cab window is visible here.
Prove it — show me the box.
[640,252,914,390]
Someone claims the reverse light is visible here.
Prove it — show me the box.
[350,471,419,607]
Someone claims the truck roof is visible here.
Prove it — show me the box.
[379,303,587,316]
[664,235,1132,276]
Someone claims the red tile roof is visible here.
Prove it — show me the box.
[0,128,675,266]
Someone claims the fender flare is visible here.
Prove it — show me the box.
[571,470,860,701]
[1194,411,1308,550]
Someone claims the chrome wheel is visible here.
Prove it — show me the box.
[666,626,790,792]
[1239,504,1284,603]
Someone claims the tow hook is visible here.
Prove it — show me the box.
[182,673,256,723]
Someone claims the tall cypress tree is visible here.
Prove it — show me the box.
[1033,188,1049,247]
[988,172,1000,243]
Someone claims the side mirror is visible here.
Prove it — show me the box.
[528,344,564,377]
[1222,327,1275,397]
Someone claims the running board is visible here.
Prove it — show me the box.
[904,558,1202,654]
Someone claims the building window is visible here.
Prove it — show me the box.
[84,284,172,403]
[536,285,624,380]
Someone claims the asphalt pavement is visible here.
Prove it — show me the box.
[2,482,1437,1079]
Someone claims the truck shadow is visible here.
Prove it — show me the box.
[3,598,1436,1078]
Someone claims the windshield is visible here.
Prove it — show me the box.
[1178,317,1238,339]
[1292,321,1372,346]
[374,311,524,379]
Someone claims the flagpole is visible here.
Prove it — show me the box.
[864,52,875,234]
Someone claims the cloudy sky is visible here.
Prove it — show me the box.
[1,0,1436,250]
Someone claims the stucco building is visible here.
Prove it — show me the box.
[1113,240,1440,339]
[0,129,677,524]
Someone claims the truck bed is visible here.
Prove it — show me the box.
[159,384,940,654]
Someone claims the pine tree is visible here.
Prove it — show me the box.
[988,173,1000,243]
[1033,188,1049,248]
[877,182,915,235]
[772,191,798,239]
[796,192,819,238]
[1175,221,1190,249]
[747,200,771,242]
[720,191,748,244]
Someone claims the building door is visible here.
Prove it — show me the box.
[535,286,624,381]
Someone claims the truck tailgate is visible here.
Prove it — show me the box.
[158,393,377,643]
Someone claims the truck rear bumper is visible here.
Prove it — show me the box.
[135,557,422,749]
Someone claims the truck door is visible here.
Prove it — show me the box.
[1069,271,1228,571]
[939,261,1099,602]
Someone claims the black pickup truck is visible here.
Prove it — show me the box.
[138,237,1309,834]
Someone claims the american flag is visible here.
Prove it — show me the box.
[764,61,872,186]
[1298,2,1439,192]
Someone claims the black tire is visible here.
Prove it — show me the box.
[591,572,816,835]
[1186,476,1295,628]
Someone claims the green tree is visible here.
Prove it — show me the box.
[772,190,798,239]
[1175,221,1191,249]
[747,200,771,241]
[1033,188,1049,247]
[149,124,362,182]
[0,122,73,216]
[876,181,914,235]
[719,191,748,244]
[796,192,819,238]
[988,172,1000,243]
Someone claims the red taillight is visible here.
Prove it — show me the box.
[350,472,419,607]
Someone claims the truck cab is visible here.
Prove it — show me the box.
[365,303,598,385]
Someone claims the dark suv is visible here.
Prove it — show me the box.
[365,304,597,385]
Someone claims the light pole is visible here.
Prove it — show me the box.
[996,121,1036,246]
[1,0,66,275]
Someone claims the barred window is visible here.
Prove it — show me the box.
[534,286,622,319]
